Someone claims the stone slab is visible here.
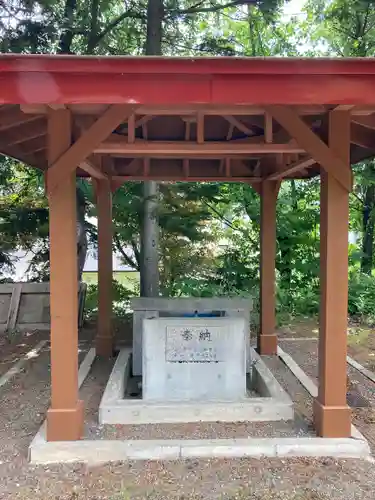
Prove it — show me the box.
[131,297,252,377]
[142,317,246,401]
[29,436,371,464]
[347,355,375,384]
[99,347,294,425]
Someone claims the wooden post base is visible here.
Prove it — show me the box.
[313,400,351,438]
[258,334,278,355]
[96,335,113,357]
[46,400,84,441]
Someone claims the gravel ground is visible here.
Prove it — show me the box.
[279,339,375,452]
[262,355,314,427]
[1,331,375,499]
[0,329,47,377]
[277,319,319,340]
[91,420,311,440]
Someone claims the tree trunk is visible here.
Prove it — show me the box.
[58,0,77,54]
[58,0,88,281]
[76,186,88,280]
[87,0,100,54]
[361,164,375,274]
[140,0,164,297]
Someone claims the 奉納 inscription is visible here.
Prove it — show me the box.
[165,325,226,362]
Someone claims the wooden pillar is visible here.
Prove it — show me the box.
[259,180,279,355]
[46,108,83,441]
[313,110,351,438]
[95,178,113,357]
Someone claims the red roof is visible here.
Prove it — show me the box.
[1,54,375,105]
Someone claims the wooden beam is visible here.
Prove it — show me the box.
[225,158,231,177]
[265,113,273,143]
[128,114,135,143]
[22,137,46,154]
[48,104,136,192]
[197,112,204,143]
[351,122,375,149]
[223,116,253,136]
[266,156,315,181]
[267,105,351,191]
[142,122,148,140]
[352,114,375,130]
[46,106,83,441]
[49,104,66,110]
[136,115,153,128]
[0,107,41,132]
[19,104,328,116]
[259,180,280,354]
[185,121,191,141]
[95,178,113,356]
[226,123,234,141]
[80,158,107,179]
[20,104,48,114]
[95,139,305,156]
[183,159,189,176]
[315,107,351,438]
[6,120,46,145]
[334,105,355,111]
[112,174,262,182]
[249,182,261,195]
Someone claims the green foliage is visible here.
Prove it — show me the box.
[348,271,375,321]
[85,279,137,318]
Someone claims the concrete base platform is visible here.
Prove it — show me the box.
[28,347,371,464]
[99,348,294,425]
[29,430,371,464]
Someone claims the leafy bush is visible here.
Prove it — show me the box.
[85,279,136,319]
[348,271,375,322]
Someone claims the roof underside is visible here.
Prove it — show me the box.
[1,55,375,182]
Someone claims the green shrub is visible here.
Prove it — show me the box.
[348,271,375,322]
[85,279,136,319]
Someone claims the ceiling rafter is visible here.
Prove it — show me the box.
[351,122,375,149]
[352,114,375,130]
[222,115,254,136]
[0,107,41,132]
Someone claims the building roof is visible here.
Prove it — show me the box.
[1,54,375,183]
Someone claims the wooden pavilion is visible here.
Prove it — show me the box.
[1,54,375,442]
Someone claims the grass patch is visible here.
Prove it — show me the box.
[347,326,372,347]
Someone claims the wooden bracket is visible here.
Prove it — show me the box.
[266,156,315,181]
[47,104,137,192]
[266,105,351,191]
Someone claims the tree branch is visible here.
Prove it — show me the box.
[201,199,238,231]
[114,233,139,271]
[351,191,364,205]
[130,240,141,268]
[168,0,255,16]
[94,9,145,47]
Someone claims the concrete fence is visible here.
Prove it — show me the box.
[0,282,87,333]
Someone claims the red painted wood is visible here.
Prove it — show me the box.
[2,54,375,75]
[1,54,375,105]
